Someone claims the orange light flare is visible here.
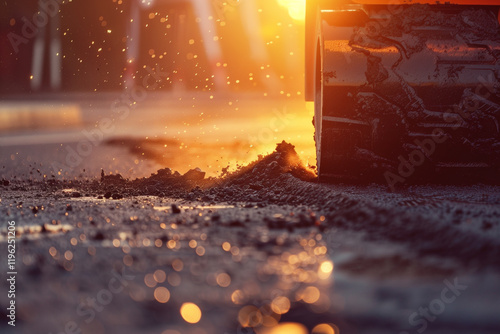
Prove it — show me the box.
[238,101,316,174]
[149,100,316,178]
[277,0,306,21]
[117,0,317,178]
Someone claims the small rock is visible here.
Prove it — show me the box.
[112,193,123,200]
[229,220,245,227]
[249,183,263,191]
[93,231,105,240]
[183,168,206,181]
[104,192,112,199]
[482,221,493,230]
[157,168,172,177]
[102,173,125,183]
[72,192,81,198]
[202,195,213,201]
[268,161,280,171]
[171,204,181,214]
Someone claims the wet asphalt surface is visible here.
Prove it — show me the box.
[1,95,500,334]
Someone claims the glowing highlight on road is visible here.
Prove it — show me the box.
[180,302,202,324]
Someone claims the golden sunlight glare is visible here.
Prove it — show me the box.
[277,0,306,21]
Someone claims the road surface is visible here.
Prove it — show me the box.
[1,93,499,334]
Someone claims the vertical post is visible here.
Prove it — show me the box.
[30,1,62,92]
[125,0,140,89]
[30,5,46,91]
[50,7,61,90]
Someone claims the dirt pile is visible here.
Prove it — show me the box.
[217,141,316,185]
[78,141,317,201]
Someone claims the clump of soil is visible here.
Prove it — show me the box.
[221,141,316,185]
[69,141,317,200]
[191,141,317,204]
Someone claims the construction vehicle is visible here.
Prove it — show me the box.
[305,0,500,184]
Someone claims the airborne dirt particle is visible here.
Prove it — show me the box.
[171,204,181,214]
[93,231,105,241]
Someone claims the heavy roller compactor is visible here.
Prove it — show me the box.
[305,0,500,184]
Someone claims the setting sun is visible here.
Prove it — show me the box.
[277,0,306,21]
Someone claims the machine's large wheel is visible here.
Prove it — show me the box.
[313,25,367,181]
[312,4,500,182]
[313,37,327,178]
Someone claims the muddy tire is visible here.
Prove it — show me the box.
[313,11,371,181]
[314,81,365,180]
[313,4,500,181]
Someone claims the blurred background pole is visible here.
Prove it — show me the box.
[124,0,141,89]
[50,8,61,90]
[31,1,61,92]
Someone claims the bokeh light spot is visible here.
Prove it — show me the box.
[154,287,170,303]
[180,303,202,324]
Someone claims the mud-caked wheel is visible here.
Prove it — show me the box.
[314,40,366,181]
